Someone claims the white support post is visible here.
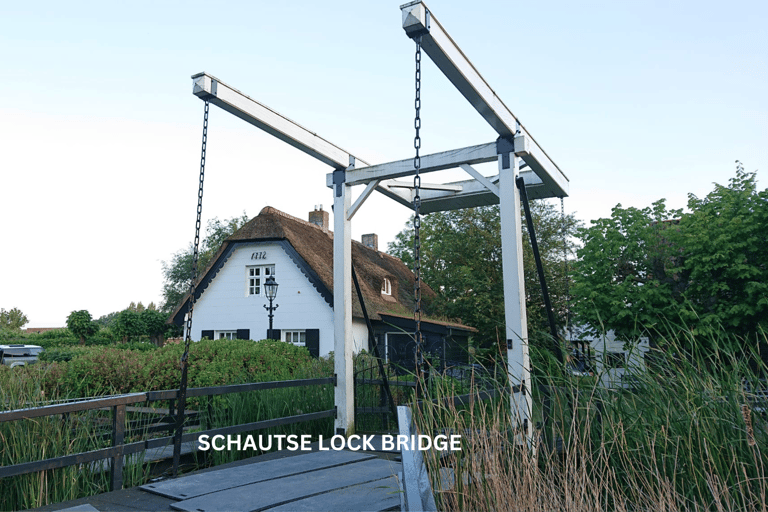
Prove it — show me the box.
[333,162,355,436]
[498,148,533,448]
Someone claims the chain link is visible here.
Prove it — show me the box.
[182,100,209,367]
[413,38,423,373]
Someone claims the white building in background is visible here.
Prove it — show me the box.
[170,206,474,363]
[572,329,651,388]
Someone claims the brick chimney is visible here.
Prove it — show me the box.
[361,233,378,252]
[308,205,329,231]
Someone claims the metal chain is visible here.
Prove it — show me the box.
[413,38,423,374]
[183,100,209,357]
[173,100,208,476]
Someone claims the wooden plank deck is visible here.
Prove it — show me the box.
[30,438,403,512]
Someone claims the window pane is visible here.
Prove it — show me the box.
[300,332,306,343]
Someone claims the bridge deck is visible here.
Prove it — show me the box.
[31,439,402,512]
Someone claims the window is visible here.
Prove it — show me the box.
[605,352,625,369]
[246,265,275,296]
[283,330,306,347]
[381,277,392,296]
[216,331,237,340]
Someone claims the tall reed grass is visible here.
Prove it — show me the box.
[413,331,768,511]
[0,364,150,510]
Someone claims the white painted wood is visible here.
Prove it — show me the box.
[347,180,379,221]
[191,73,367,171]
[498,152,533,448]
[387,180,463,192]
[328,142,498,187]
[377,171,552,213]
[333,169,355,435]
[399,3,569,198]
[459,163,500,197]
[514,134,569,199]
[189,242,334,353]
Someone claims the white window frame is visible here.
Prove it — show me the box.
[381,277,392,296]
[246,264,275,297]
[282,330,306,347]
[216,330,237,340]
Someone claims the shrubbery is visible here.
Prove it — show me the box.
[4,338,322,400]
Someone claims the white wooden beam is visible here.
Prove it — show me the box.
[373,169,550,214]
[497,147,534,449]
[192,72,367,171]
[347,180,380,221]
[327,142,498,187]
[387,181,462,192]
[400,2,569,198]
[459,164,499,198]
[333,167,355,436]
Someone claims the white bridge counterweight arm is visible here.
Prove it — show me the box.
[400,2,569,198]
[192,72,368,171]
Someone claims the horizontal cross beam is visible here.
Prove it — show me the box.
[401,2,569,198]
[377,170,547,214]
[325,142,498,188]
[192,72,367,171]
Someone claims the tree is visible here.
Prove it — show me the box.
[0,308,29,331]
[141,309,169,346]
[66,310,99,345]
[113,310,145,342]
[572,164,767,348]
[161,213,250,313]
[388,202,581,351]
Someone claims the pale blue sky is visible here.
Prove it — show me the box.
[1,0,765,326]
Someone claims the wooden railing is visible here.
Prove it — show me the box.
[0,377,336,491]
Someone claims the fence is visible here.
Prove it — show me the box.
[354,360,507,433]
[0,377,336,492]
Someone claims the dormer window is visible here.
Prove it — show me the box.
[381,278,392,296]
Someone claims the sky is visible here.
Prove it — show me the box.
[0,0,765,327]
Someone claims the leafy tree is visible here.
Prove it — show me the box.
[113,310,145,342]
[0,308,29,331]
[141,309,169,346]
[572,164,767,348]
[66,310,99,345]
[161,213,249,313]
[388,202,580,351]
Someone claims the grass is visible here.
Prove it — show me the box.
[411,329,768,511]
[0,342,336,511]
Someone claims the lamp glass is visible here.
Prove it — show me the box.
[264,276,279,300]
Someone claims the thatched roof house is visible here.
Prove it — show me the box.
[170,206,473,363]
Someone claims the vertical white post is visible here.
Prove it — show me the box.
[333,163,355,436]
[498,146,533,447]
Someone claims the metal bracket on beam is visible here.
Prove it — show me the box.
[402,1,431,39]
[333,170,345,198]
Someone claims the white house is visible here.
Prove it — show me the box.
[572,329,650,388]
[170,206,474,363]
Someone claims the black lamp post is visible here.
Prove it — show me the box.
[263,276,279,335]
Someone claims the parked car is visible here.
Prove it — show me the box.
[0,344,44,368]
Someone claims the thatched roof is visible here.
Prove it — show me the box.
[172,206,466,326]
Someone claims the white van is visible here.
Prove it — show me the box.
[0,344,44,368]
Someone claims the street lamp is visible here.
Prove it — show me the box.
[263,276,279,336]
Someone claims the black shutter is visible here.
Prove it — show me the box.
[266,329,281,340]
[306,329,320,358]
[236,329,250,340]
[201,330,214,340]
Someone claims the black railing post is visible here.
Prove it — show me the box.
[110,404,126,491]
